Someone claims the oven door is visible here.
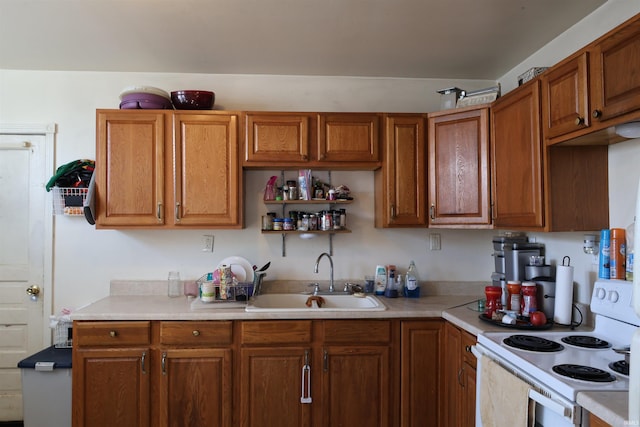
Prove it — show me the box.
[472,344,584,427]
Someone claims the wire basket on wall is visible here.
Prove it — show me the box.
[52,187,88,216]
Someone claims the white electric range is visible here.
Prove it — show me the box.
[475,279,637,426]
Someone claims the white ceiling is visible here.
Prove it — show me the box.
[0,0,606,80]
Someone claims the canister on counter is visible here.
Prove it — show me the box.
[520,281,537,317]
[218,264,233,300]
[506,281,522,314]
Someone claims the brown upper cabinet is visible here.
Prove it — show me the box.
[427,105,491,228]
[492,80,609,232]
[375,114,427,227]
[242,112,381,169]
[95,110,242,229]
[542,13,640,144]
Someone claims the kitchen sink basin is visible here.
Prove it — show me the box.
[245,293,386,312]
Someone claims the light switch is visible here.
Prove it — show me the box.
[202,235,214,252]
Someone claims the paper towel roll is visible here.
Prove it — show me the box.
[554,264,574,325]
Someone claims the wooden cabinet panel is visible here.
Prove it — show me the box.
[375,114,427,227]
[590,16,640,123]
[73,347,150,427]
[240,320,312,345]
[317,113,381,163]
[173,113,241,227]
[320,345,391,427]
[239,347,311,427]
[491,80,544,229]
[322,319,391,343]
[96,111,165,227]
[541,52,590,139]
[442,322,476,427]
[159,321,233,346]
[157,348,232,427]
[74,321,151,347]
[96,110,241,229]
[244,112,312,164]
[428,107,490,227]
[400,320,442,427]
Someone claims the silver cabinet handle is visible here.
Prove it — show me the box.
[141,351,147,375]
[156,203,162,222]
[430,204,435,220]
[175,202,181,222]
[161,352,167,376]
[300,349,312,404]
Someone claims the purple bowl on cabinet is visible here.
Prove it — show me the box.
[170,90,215,110]
[119,92,173,109]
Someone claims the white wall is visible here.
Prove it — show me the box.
[0,1,638,314]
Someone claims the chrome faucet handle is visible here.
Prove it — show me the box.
[309,283,321,295]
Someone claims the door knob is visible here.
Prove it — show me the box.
[26,285,40,301]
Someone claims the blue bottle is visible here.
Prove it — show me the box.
[599,229,610,279]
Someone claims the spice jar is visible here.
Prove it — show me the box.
[506,281,522,314]
[484,286,503,317]
[272,218,284,231]
[283,217,294,230]
[520,282,538,317]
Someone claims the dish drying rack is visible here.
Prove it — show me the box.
[195,273,254,303]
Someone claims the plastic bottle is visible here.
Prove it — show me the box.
[598,229,610,279]
[396,274,404,297]
[374,265,387,295]
[404,260,420,298]
[384,268,398,298]
[627,219,635,281]
[610,228,626,280]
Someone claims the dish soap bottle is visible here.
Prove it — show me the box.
[404,260,420,298]
[384,268,398,298]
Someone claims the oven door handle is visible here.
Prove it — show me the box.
[528,389,571,419]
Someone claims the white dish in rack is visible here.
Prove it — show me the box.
[217,256,254,283]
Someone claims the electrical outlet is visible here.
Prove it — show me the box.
[429,233,441,251]
[202,235,214,252]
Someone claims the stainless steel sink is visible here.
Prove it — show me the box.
[245,293,386,312]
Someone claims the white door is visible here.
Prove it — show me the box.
[0,124,54,421]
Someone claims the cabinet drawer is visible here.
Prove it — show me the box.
[241,320,312,345]
[159,321,233,346]
[323,320,391,344]
[74,321,151,346]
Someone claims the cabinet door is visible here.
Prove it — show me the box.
[490,81,544,229]
[428,107,490,227]
[320,345,391,427]
[239,347,312,427]
[317,113,381,163]
[590,17,640,123]
[96,110,165,227]
[541,53,590,140]
[400,320,443,427]
[73,348,150,427]
[442,322,462,427]
[461,361,477,427]
[173,113,241,227]
[375,114,427,227]
[243,112,312,164]
[157,348,232,427]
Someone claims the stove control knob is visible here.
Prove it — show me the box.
[608,290,620,303]
[596,287,606,300]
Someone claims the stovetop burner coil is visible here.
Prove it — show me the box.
[609,360,629,376]
[560,335,611,349]
[552,364,616,382]
[503,334,564,352]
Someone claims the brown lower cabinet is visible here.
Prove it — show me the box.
[73,318,444,427]
[443,322,477,427]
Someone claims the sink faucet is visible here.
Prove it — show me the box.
[314,252,334,293]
